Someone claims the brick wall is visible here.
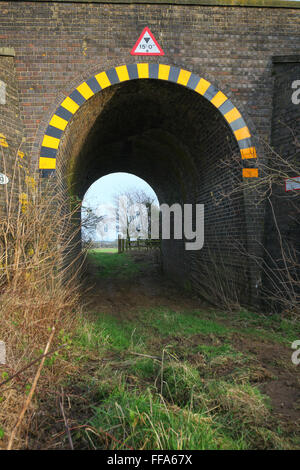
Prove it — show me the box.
[0,1,300,306]
[0,1,298,163]
[263,58,300,309]
[0,47,24,218]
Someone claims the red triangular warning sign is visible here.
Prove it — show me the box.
[131,27,164,56]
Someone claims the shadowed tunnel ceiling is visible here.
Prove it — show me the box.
[58,79,240,204]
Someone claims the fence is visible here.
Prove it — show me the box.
[118,235,160,253]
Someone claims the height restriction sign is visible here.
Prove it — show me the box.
[131,27,164,56]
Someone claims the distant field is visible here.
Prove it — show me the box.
[89,247,118,253]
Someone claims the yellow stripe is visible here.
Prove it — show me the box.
[77,82,94,100]
[0,134,8,147]
[116,65,130,82]
[95,71,111,89]
[42,135,60,150]
[39,157,56,170]
[241,147,257,159]
[137,63,149,79]
[0,138,8,148]
[177,69,191,86]
[210,91,228,108]
[235,126,251,141]
[49,114,68,131]
[61,96,79,114]
[195,78,211,96]
[224,107,241,124]
[242,168,258,178]
[158,64,170,80]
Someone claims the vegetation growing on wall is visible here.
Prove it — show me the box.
[0,151,82,449]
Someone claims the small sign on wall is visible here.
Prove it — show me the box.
[0,172,9,185]
[131,27,164,56]
[285,176,300,192]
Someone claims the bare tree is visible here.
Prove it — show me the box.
[81,206,105,242]
[113,188,159,241]
[214,127,300,313]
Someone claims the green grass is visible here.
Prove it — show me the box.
[89,386,245,450]
[138,307,230,337]
[207,308,300,345]
[91,247,118,253]
[75,313,144,352]
[129,358,159,379]
[67,254,298,450]
[72,307,293,450]
[87,250,150,279]
[193,343,236,360]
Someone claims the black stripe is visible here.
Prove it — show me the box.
[40,169,56,178]
[69,89,86,106]
[87,77,101,94]
[242,160,257,168]
[127,64,139,80]
[186,73,201,91]
[149,63,159,79]
[168,67,180,83]
[218,100,235,116]
[40,147,57,158]
[106,68,120,85]
[204,85,219,102]
[238,138,253,149]
[55,106,73,121]
[45,125,63,139]
[229,117,247,132]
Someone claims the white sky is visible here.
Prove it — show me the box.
[82,172,159,242]
[83,172,159,211]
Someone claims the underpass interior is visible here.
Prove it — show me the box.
[57,79,249,304]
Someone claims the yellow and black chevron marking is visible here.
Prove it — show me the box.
[40,63,258,178]
[0,133,8,148]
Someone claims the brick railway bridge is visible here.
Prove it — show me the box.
[0,0,299,307]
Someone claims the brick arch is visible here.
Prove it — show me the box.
[39,63,258,178]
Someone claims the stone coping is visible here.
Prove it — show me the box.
[1,0,299,10]
[0,47,15,57]
[273,55,300,63]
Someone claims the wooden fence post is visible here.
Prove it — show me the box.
[118,234,122,253]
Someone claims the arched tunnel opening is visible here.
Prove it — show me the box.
[56,78,250,305]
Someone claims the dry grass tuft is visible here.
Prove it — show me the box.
[0,153,82,449]
[213,381,270,425]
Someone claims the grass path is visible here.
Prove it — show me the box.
[30,251,300,450]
